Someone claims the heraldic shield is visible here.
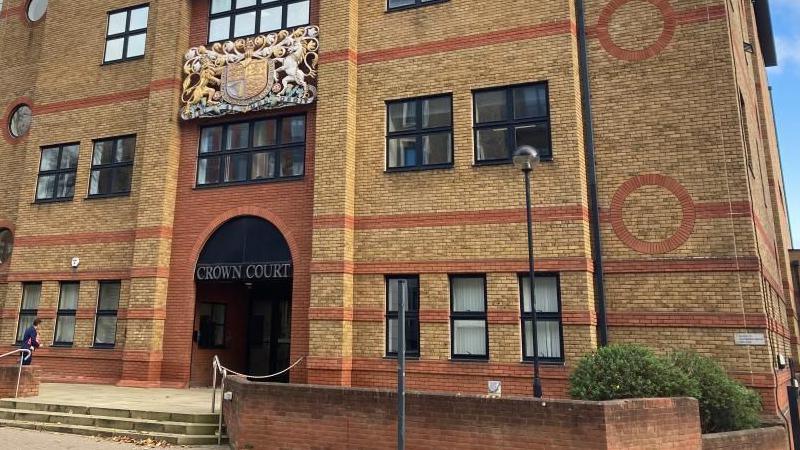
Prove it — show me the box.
[221,58,274,106]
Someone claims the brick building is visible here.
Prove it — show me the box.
[0,0,795,418]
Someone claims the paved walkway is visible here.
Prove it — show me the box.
[8,383,220,414]
[0,428,228,449]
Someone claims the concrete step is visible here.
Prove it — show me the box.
[0,417,227,445]
[0,407,221,435]
[0,400,218,423]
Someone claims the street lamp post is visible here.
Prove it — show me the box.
[513,145,543,398]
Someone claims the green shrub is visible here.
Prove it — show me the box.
[667,350,762,433]
[568,344,698,401]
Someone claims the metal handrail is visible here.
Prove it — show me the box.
[0,349,32,398]
[210,354,305,444]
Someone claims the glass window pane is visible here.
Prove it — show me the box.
[476,128,508,161]
[513,85,547,119]
[93,141,115,165]
[387,318,397,353]
[286,1,309,27]
[452,277,485,312]
[253,120,276,147]
[226,123,249,149]
[211,0,232,13]
[422,97,451,128]
[26,0,47,22]
[475,90,507,123]
[209,17,231,42]
[236,0,256,7]
[126,33,147,58]
[17,316,34,342]
[55,316,76,344]
[98,282,121,310]
[89,168,113,195]
[251,152,276,179]
[387,278,418,312]
[9,105,31,138]
[453,320,486,356]
[521,275,559,313]
[115,137,136,163]
[280,116,305,143]
[388,101,416,132]
[22,284,41,309]
[388,137,417,168]
[111,166,132,193]
[224,154,248,182]
[105,37,125,62]
[279,148,303,177]
[197,157,221,185]
[422,133,451,165]
[201,127,223,153]
[259,7,282,32]
[524,320,561,359]
[388,0,415,8]
[515,123,549,157]
[36,175,55,200]
[59,284,79,310]
[233,11,256,37]
[40,147,59,171]
[107,11,127,35]
[56,173,75,198]
[60,145,79,169]
[129,6,149,30]
[95,316,117,345]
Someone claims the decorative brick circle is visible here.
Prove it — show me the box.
[596,0,676,61]
[610,174,694,254]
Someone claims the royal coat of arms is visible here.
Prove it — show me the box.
[180,26,319,120]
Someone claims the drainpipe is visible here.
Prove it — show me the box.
[575,0,608,346]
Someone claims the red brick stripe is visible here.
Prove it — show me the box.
[118,308,166,320]
[14,226,172,247]
[311,308,596,326]
[310,257,592,275]
[4,267,169,282]
[607,311,767,328]
[33,78,180,115]
[604,257,760,273]
[674,5,726,24]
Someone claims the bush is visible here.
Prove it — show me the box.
[667,350,762,433]
[569,344,698,401]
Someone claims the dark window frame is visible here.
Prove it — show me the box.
[207,0,310,44]
[103,3,150,64]
[93,281,121,348]
[15,282,41,345]
[88,135,136,198]
[518,272,564,363]
[449,274,489,360]
[53,282,80,347]
[35,143,79,203]
[472,82,552,165]
[385,94,454,172]
[385,275,420,358]
[387,0,448,12]
[197,302,227,349]
[196,115,306,188]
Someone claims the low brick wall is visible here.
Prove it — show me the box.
[0,366,40,398]
[702,427,787,450]
[222,377,701,449]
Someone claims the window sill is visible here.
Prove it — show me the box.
[387,0,449,12]
[385,164,454,173]
[194,175,304,190]
[91,344,116,349]
[449,357,489,362]
[86,192,131,200]
[521,359,564,366]
[383,355,420,360]
[50,343,73,348]
[33,197,74,205]
[473,157,553,167]
[101,55,145,66]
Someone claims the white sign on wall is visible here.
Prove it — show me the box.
[734,333,766,346]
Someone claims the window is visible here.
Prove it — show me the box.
[197,115,305,186]
[386,276,420,357]
[26,0,47,22]
[36,143,79,202]
[739,93,753,174]
[0,228,12,265]
[388,0,446,11]
[89,136,136,197]
[8,104,31,138]
[104,4,149,63]
[197,303,226,348]
[94,281,120,347]
[16,283,40,344]
[54,282,79,346]
[450,275,488,359]
[208,0,310,43]
[473,83,551,163]
[519,274,563,361]
[386,95,453,170]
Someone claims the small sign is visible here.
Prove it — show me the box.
[488,380,502,397]
[734,333,766,346]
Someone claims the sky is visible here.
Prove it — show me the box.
[769,0,800,247]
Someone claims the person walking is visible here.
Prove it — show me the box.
[20,318,41,365]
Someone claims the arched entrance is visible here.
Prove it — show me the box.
[190,216,293,386]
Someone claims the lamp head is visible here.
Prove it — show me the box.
[513,146,540,172]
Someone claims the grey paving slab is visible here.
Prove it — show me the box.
[0,427,228,449]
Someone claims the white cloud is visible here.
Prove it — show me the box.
[770,35,800,74]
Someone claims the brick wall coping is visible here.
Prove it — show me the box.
[701,426,787,450]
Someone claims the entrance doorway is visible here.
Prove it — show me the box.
[189,216,294,386]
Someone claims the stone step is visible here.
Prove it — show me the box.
[0,417,227,445]
[0,407,222,435]
[0,399,218,423]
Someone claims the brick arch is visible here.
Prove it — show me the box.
[0,219,15,233]
[595,0,676,61]
[2,97,33,144]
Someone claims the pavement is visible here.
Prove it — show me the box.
[0,427,229,449]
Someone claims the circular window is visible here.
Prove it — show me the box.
[26,0,48,22]
[0,229,12,265]
[8,105,32,138]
